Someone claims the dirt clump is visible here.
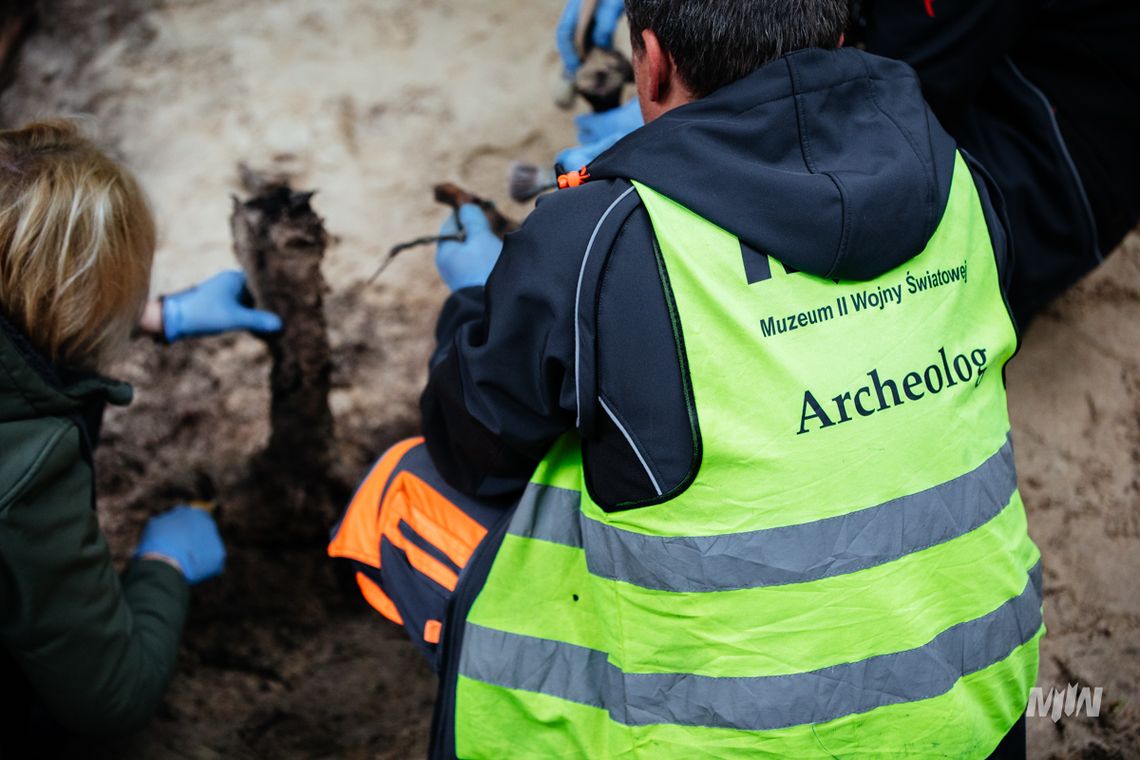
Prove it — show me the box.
[230,177,345,545]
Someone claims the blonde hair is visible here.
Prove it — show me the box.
[0,120,155,372]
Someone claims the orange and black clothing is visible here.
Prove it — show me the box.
[329,439,507,669]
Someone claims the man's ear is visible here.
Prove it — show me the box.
[633,27,694,122]
[637,27,671,105]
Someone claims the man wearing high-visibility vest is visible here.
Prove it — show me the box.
[555,1,1140,329]
[330,1,1041,757]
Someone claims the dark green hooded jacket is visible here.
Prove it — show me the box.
[0,313,188,743]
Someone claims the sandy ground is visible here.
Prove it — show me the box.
[1,1,1137,758]
[5,0,578,295]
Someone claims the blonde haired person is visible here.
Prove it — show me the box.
[0,120,275,748]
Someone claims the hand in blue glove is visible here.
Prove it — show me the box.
[556,0,627,75]
[556,97,644,169]
[436,205,504,292]
[162,270,283,343]
[135,505,226,585]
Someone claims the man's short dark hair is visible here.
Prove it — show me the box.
[627,0,849,98]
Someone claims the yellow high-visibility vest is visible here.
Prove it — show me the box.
[456,154,1042,758]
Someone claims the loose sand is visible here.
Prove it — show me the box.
[2,1,1136,757]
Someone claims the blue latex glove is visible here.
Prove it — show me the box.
[162,270,283,343]
[436,205,504,292]
[556,97,644,168]
[556,0,627,75]
[135,505,226,585]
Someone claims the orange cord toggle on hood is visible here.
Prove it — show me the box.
[558,166,591,189]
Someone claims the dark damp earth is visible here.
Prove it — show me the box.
[83,283,442,759]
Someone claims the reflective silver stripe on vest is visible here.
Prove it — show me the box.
[460,562,1042,731]
[510,480,584,548]
[511,436,1017,592]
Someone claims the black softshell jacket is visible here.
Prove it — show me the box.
[854,0,1140,322]
[420,47,1011,512]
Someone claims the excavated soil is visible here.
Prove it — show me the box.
[1,1,1137,757]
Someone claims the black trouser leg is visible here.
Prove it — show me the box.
[987,715,1026,760]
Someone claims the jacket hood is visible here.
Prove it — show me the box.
[588,47,958,281]
[0,312,131,423]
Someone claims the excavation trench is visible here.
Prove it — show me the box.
[6,2,1136,757]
